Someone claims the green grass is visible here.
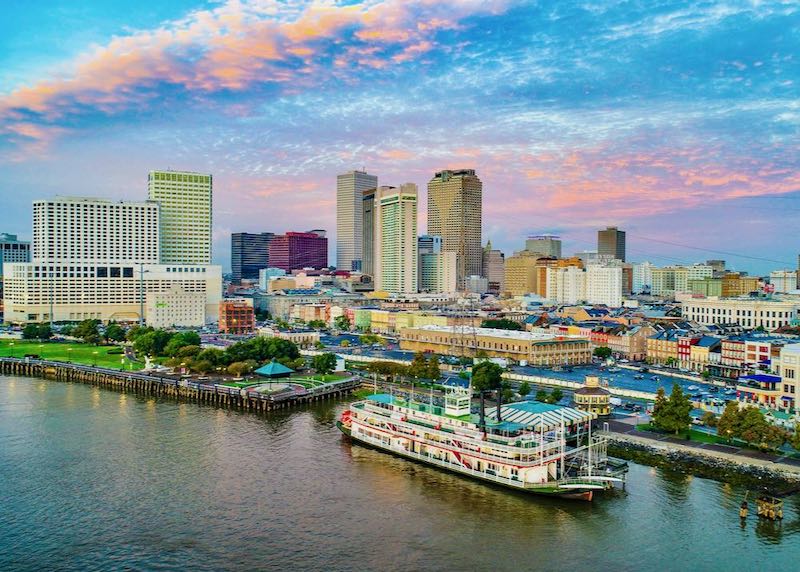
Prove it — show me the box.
[0,340,141,371]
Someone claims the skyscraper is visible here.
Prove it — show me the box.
[525,234,562,258]
[374,184,417,294]
[361,188,377,277]
[427,169,482,288]
[148,170,212,264]
[268,231,328,272]
[482,240,505,294]
[597,226,626,262]
[231,232,274,283]
[336,170,378,272]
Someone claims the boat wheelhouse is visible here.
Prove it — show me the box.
[338,385,627,501]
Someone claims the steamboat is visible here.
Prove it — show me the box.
[338,385,627,501]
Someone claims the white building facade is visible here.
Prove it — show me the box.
[681,298,799,331]
[374,184,418,294]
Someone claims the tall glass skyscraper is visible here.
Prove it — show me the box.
[336,170,377,272]
[231,232,274,282]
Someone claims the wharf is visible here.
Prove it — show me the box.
[0,357,360,412]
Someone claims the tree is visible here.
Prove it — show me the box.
[73,319,101,345]
[700,370,711,381]
[334,315,351,331]
[790,425,800,452]
[408,352,430,379]
[23,323,51,340]
[340,339,351,348]
[665,357,678,368]
[472,361,504,423]
[652,384,692,435]
[312,353,338,376]
[593,346,612,360]
[307,319,327,330]
[716,401,742,441]
[480,318,523,331]
[652,387,668,426]
[126,325,153,342]
[164,331,201,357]
[426,355,441,381]
[176,345,202,359]
[535,389,549,402]
[549,388,564,404]
[360,333,386,346]
[700,411,718,427]
[518,381,531,398]
[104,321,126,343]
[227,361,254,377]
[192,360,214,374]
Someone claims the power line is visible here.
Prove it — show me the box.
[632,235,794,266]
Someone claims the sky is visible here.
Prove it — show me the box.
[0,0,798,274]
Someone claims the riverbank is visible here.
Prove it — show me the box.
[603,428,800,490]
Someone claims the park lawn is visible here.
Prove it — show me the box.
[0,340,141,371]
[637,423,753,446]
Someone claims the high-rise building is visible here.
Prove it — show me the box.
[525,234,561,258]
[482,240,505,294]
[419,251,457,293]
[268,231,328,272]
[231,232,274,283]
[361,188,377,277]
[374,184,417,294]
[771,270,798,293]
[597,227,626,262]
[148,170,212,264]
[632,261,654,294]
[427,169,482,288]
[337,170,378,272]
[3,196,221,324]
[0,233,31,303]
[546,266,586,305]
[585,263,623,307]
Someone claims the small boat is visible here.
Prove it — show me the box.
[633,374,644,380]
[687,385,699,391]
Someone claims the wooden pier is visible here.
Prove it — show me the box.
[0,357,362,412]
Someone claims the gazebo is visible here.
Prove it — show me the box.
[254,359,294,379]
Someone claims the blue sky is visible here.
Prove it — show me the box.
[0,0,798,273]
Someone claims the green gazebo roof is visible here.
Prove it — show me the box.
[254,360,295,377]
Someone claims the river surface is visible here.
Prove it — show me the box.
[1,376,799,572]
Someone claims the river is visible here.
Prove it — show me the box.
[1,376,798,572]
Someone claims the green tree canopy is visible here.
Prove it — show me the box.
[652,384,692,435]
[480,318,523,331]
[518,381,531,397]
[334,315,351,331]
[593,346,612,359]
[104,322,126,342]
[312,353,338,376]
[73,319,101,344]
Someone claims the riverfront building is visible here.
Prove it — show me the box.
[2,196,221,325]
[427,169,482,288]
[337,170,378,272]
[399,325,592,365]
[231,232,274,282]
[0,233,31,305]
[148,170,212,265]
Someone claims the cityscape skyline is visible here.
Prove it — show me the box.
[1,1,799,274]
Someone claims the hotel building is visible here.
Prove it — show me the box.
[374,185,418,294]
[148,170,213,265]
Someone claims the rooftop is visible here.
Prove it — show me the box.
[408,324,584,342]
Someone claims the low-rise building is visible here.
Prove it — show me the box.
[399,325,592,365]
[218,298,255,334]
[573,375,611,416]
[145,286,206,329]
[681,298,798,331]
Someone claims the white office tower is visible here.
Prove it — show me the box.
[632,261,654,294]
[148,170,213,264]
[3,197,221,325]
[374,184,418,294]
[337,170,378,272]
[585,263,623,307]
[770,270,798,293]
[546,266,586,305]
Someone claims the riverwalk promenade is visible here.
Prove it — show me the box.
[602,416,800,479]
[0,357,360,411]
